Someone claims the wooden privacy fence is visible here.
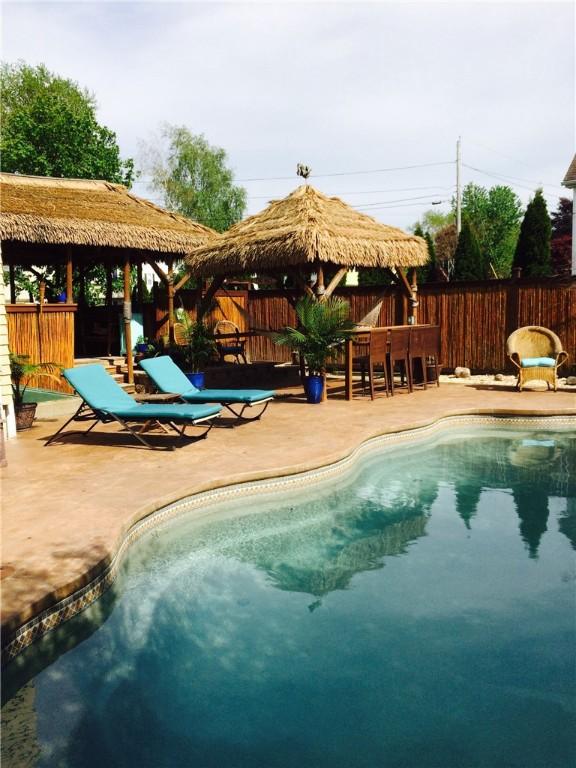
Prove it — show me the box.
[246,278,576,373]
[7,304,76,393]
[152,278,575,373]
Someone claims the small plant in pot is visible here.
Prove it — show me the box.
[10,354,62,430]
[134,335,155,355]
[275,297,355,403]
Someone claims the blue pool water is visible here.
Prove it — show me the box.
[2,427,575,768]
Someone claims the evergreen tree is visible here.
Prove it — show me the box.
[413,225,436,284]
[453,220,486,281]
[513,190,552,277]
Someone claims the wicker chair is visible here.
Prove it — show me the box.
[173,322,188,346]
[506,326,568,391]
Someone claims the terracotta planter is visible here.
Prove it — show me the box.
[15,402,38,431]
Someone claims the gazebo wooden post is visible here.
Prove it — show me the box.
[65,247,74,303]
[106,262,113,357]
[167,258,175,344]
[9,264,16,303]
[316,262,325,298]
[123,253,133,383]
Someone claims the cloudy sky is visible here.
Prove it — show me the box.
[2,0,574,228]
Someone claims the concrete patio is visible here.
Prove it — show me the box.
[2,382,575,648]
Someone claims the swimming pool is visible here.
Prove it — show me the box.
[2,425,575,768]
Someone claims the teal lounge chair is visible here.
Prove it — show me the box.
[139,356,275,423]
[46,364,221,450]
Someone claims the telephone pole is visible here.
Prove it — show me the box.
[456,136,462,235]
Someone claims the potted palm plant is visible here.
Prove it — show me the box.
[10,353,62,430]
[275,297,355,403]
[175,309,217,389]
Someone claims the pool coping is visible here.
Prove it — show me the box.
[2,408,576,665]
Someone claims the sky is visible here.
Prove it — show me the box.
[2,0,574,229]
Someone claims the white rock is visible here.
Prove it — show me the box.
[566,376,576,386]
[454,366,471,379]
[494,373,504,382]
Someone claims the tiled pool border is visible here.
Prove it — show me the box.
[3,413,575,664]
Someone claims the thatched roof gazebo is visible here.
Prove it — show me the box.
[1,173,216,380]
[186,184,428,315]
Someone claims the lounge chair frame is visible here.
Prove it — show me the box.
[45,400,215,451]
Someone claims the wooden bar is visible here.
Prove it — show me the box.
[167,258,175,344]
[344,325,435,401]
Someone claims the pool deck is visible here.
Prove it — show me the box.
[2,382,575,648]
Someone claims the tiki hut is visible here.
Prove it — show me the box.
[186,184,428,311]
[1,172,216,382]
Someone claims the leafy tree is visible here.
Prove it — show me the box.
[434,223,458,279]
[411,210,453,237]
[513,190,552,277]
[551,197,572,238]
[454,183,523,278]
[550,197,572,277]
[1,61,133,183]
[357,268,394,287]
[453,219,486,281]
[144,125,246,232]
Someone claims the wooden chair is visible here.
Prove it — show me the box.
[419,325,441,387]
[366,329,390,399]
[506,326,568,391]
[214,320,248,364]
[388,328,412,396]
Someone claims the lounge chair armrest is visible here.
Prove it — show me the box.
[556,350,569,369]
[508,352,522,370]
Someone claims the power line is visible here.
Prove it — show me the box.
[356,194,449,208]
[235,161,454,182]
[248,185,453,200]
[462,163,564,193]
[466,139,543,172]
[356,200,450,211]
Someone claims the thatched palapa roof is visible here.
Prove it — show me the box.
[186,184,428,276]
[0,172,215,255]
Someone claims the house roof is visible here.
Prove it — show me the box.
[0,173,216,255]
[186,184,428,276]
[562,155,576,188]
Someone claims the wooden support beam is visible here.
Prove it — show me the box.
[106,264,113,357]
[66,248,73,303]
[174,270,193,293]
[123,254,133,383]
[197,275,225,321]
[408,267,418,325]
[316,262,325,297]
[288,268,315,299]
[145,259,169,285]
[322,268,348,300]
[167,258,175,344]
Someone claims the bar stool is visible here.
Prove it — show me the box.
[358,329,390,399]
[388,328,412,395]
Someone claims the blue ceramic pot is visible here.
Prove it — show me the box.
[186,372,205,390]
[305,374,324,404]
[57,292,67,303]
[136,343,148,354]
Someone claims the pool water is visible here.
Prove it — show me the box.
[23,388,74,403]
[2,428,575,768]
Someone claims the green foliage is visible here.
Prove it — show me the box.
[175,308,217,372]
[9,353,62,408]
[453,220,486,281]
[357,268,394,287]
[411,210,453,237]
[145,125,246,232]
[551,197,572,238]
[1,61,133,184]
[274,297,355,375]
[453,183,523,277]
[513,190,553,277]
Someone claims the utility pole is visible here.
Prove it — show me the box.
[456,136,462,235]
